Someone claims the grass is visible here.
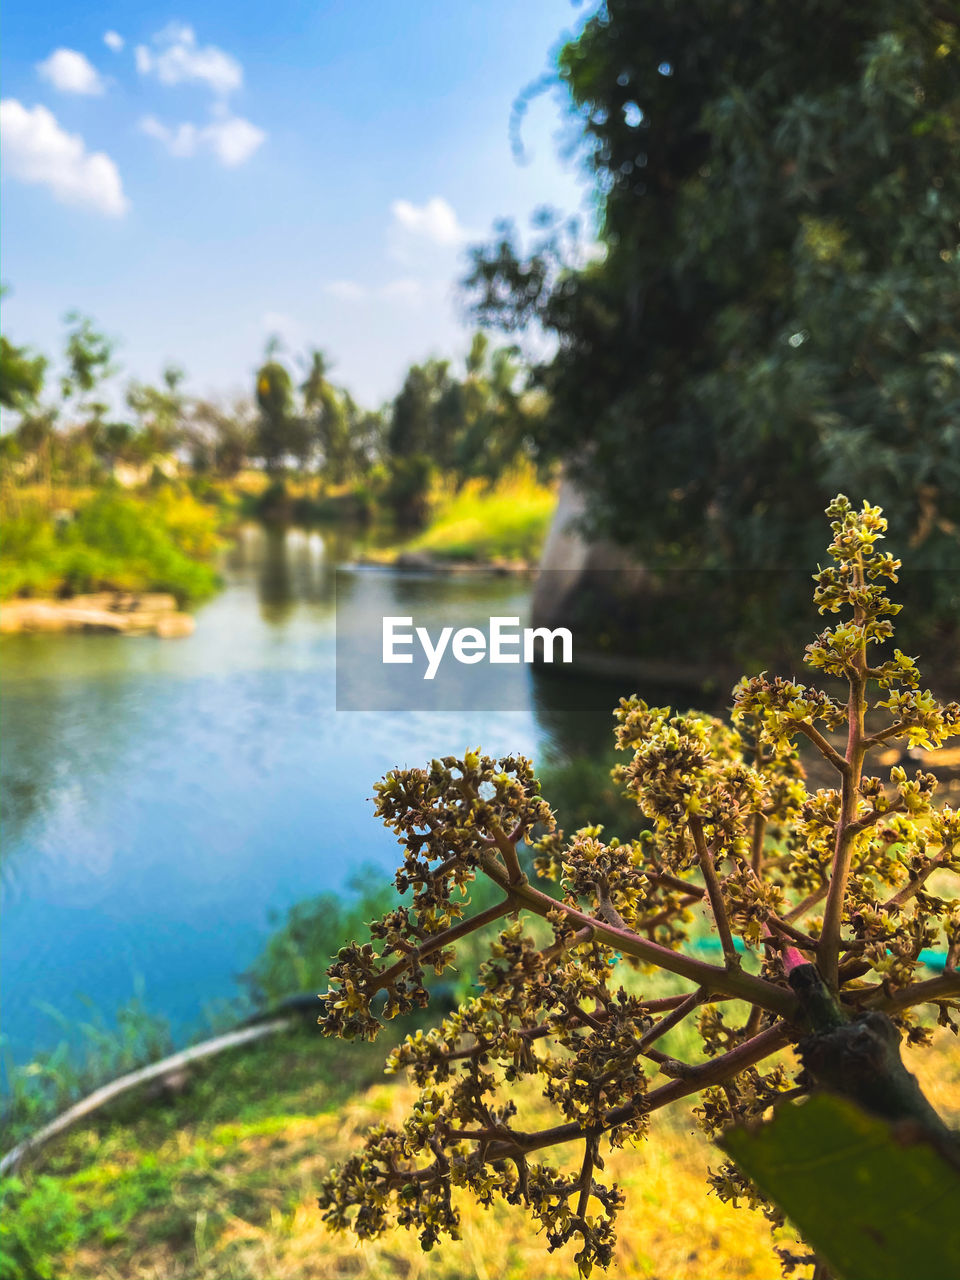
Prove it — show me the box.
[390,468,557,564]
[4,1018,957,1280]
[0,486,223,605]
[4,935,958,1280]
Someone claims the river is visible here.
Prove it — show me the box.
[0,525,629,1066]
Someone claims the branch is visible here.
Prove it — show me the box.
[375,897,514,992]
[784,883,829,923]
[597,884,629,931]
[846,798,906,836]
[862,721,913,749]
[751,812,766,874]
[689,816,738,966]
[488,818,525,885]
[862,971,960,1013]
[818,657,868,987]
[882,855,945,910]
[478,850,798,1019]
[482,1023,793,1162]
[636,989,708,1050]
[796,721,849,775]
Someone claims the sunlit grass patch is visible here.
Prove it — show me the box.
[399,467,557,564]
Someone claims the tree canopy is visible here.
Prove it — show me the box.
[467,0,960,572]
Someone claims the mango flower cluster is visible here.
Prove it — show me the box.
[318,496,959,1276]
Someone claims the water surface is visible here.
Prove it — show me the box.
[1,526,622,1064]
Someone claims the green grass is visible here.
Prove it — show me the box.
[0,1029,392,1280]
[399,469,557,563]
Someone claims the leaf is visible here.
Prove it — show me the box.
[721,1094,960,1280]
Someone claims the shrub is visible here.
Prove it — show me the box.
[317,496,959,1275]
[405,467,556,563]
[0,490,220,604]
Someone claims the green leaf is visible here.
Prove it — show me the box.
[721,1094,960,1280]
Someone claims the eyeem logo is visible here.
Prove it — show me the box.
[382,616,573,680]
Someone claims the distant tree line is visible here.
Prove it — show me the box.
[0,305,544,522]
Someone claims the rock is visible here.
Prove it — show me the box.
[395,551,436,570]
[531,475,647,630]
[0,594,193,638]
[154,612,195,638]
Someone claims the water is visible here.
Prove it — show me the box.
[0,525,624,1065]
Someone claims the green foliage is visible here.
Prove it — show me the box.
[467,1,960,576]
[722,1093,960,1280]
[0,490,221,604]
[0,1176,81,1280]
[388,339,541,484]
[401,469,556,561]
[0,336,46,412]
[537,749,645,842]
[255,360,297,474]
[318,498,960,1277]
[60,313,114,402]
[384,453,434,528]
[0,1027,395,1280]
[243,870,401,1010]
[126,365,187,456]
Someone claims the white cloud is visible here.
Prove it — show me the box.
[0,99,129,217]
[140,109,265,167]
[135,25,242,96]
[103,31,124,53]
[204,113,265,165]
[140,115,198,157]
[390,197,466,246]
[37,48,105,96]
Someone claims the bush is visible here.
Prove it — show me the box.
[401,466,556,562]
[0,490,221,604]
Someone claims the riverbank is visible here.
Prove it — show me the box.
[0,592,195,637]
[4,1020,957,1280]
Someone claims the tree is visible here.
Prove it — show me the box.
[318,497,960,1277]
[59,312,115,428]
[126,365,188,458]
[387,339,539,483]
[0,338,46,413]
[301,350,351,482]
[188,397,255,476]
[466,1,960,575]
[255,358,297,474]
[388,358,460,467]
[0,289,46,412]
[452,333,539,481]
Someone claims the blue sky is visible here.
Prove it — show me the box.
[1,1,597,409]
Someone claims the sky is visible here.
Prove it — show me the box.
[1,1,598,411]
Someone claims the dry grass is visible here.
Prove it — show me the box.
[53,1029,959,1280]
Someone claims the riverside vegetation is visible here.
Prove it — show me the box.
[317,497,960,1278]
[0,307,557,614]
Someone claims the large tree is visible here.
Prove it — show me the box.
[467,0,960,574]
[255,358,298,475]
